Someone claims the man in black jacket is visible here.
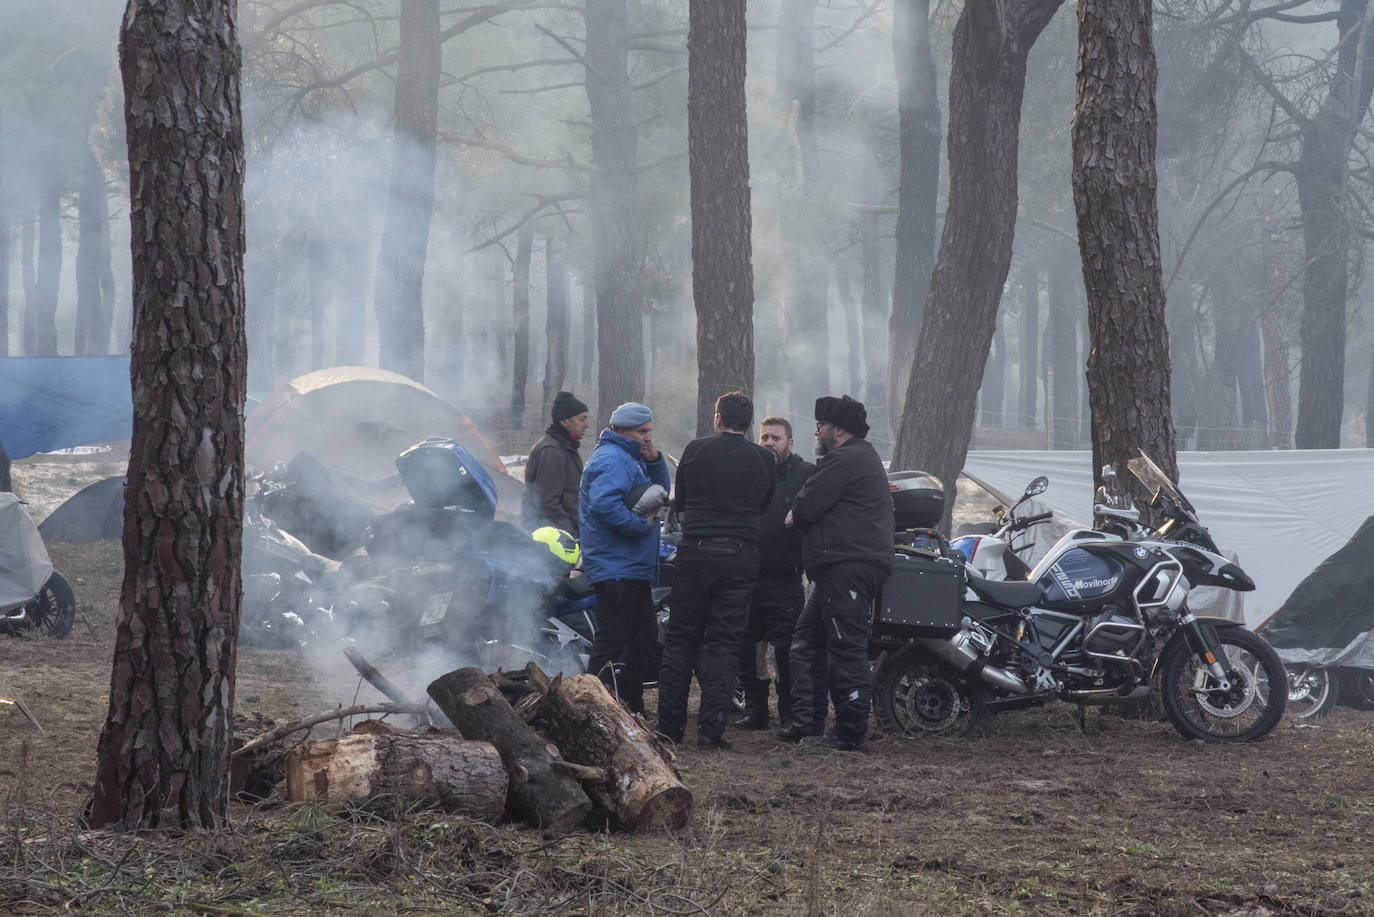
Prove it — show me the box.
[780,395,894,751]
[734,416,814,730]
[656,391,776,749]
[521,391,589,536]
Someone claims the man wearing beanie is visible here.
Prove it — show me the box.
[578,401,672,715]
[780,394,894,751]
[522,391,590,536]
[656,391,776,749]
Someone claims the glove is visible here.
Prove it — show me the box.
[623,483,669,517]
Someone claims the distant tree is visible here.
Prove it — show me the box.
[27,166,60,356]
[542,236,569,406]
[90,0,247,831]
[1074,0,1177,491]
[511,226,533,429]
[74,148,116,356]
[889,0,941,424]
[374,0,441,383]
[1043,251,1081,448]
[1017,266,1040,428]
[689,0,754,435]
[891,0,1064,527]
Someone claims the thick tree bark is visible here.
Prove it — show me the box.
[1018,267,1040,428]
[889,0,942,424]
[690,0,755,435]
[374,0,440,383]
[1074,0,1177,494]
[76,148,115,356]
[542,236,569,408]
[891,0,1063,526]
[1043,252,1080,449]
[90,0,247,831]
[511,227,533,429]
[777,0,828,418]
[586,0,642,418]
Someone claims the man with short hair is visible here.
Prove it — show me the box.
[579,401,672,715]
[734,416,815,731]
[656,392,775,749]
[780,395,894,751]
[522,390,590,536]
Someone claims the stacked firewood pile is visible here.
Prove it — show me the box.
[236,661,692,834]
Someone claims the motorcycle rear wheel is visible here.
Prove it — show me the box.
[24,571,76,638]
[1285,664,1337,719]
[872,646,988,738]
[1159,627,1286,742]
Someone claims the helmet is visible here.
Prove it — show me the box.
[531,526,580,569]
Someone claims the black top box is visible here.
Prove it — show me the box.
[888,470,945,530]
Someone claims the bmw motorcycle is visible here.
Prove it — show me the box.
[872,452,1287,743]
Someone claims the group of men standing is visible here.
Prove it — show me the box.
[523,389,894,752]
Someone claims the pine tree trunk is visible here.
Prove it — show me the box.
[543,237,569,408]
[30,170,61,357]
[1074,0,1177,493]
[76,148,114,356]
[889,0,941,424]
[860,158,887,432]
[374,0,440,383]
[90,0,247,831]
[511,227,533,430]
[690,0,755,435]
[1018,267,1040,429]
[891,0,1063,527]
[586,0,642,418]
[1044,252,1080,449]
[980,316,1005,428]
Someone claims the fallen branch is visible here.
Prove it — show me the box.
[232,703,426,758]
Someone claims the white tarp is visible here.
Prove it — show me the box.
[0,493,53,613]
[962,449,1374,628]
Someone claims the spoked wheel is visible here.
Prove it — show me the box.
[872,646,988,738]
[1285,664,1337,719]
[1159,627,1286,742]
[1341,667,1374,711]
[24,571,76,638]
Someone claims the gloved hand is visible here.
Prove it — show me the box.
[623,482,670,517]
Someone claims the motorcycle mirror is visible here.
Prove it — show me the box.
[1023,476,1048,499]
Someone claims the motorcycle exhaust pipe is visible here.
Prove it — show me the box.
[918,632,1029,694]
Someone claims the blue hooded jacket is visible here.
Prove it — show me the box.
[578,428,672,584]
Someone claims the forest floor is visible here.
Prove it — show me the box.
[3,457,1374,916]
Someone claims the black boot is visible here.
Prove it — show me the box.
[733,677,771,729]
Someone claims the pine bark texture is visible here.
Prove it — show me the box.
[374,0,440,383]
[586,0,643,419]
[889,0,942,424]
[90,0,247,831]
[777,0,828,419]
[689,0,755,435]
[1293,0,1374,448]
[891,0,1063,524]
[1073,0,1178,492]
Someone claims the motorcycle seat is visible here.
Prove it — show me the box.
[966,575,1041,609]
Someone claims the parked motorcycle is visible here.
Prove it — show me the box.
[1,492,76,639]
[872,453,1287,743]
[949,476,1054,582]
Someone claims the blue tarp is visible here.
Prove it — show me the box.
[0,356,132,460]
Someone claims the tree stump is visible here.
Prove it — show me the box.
[541,671,693,831]
[427,667,593,831]
[285,721,506,820]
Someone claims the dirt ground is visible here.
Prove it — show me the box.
[4,460,1374,915]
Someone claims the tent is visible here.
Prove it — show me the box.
[37,475,125,542]
[961,449,1374,628]
[244,366,522,519]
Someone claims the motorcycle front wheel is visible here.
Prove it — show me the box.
[25,571,76,638]
[1159,627,1286,742]
[872,646,988,738]
[1285,664,1337,719]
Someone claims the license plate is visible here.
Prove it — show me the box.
[420,591,454,626]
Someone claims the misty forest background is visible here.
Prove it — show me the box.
[4,0,1374,463]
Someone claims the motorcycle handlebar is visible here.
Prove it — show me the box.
[1014,511,1054,529]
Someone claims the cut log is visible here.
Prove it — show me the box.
[428,667,593,832]
[542,672,693,831]
[285,722,506,821]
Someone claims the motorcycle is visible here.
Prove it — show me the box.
[871,452,1288,743]
[1,492,76,639]
[949,476,1054,582]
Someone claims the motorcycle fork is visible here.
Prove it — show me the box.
[1179,613,1234,688]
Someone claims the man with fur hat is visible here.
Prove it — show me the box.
[522,391,590,536]
[779,394,894,751]
[579,401,672,715]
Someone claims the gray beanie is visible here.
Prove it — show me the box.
[609,402,653,428]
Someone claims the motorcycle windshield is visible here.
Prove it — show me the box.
[1127,451,1198,520]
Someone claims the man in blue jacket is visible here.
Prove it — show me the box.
[579,401,672,715]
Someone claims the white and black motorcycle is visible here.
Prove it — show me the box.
[871,452,1287,743]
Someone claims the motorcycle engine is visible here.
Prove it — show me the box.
[1082,606,1146,658]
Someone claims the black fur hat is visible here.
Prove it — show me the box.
[814,394,869,439]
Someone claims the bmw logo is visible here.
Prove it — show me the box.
[1133,546,1148,558]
